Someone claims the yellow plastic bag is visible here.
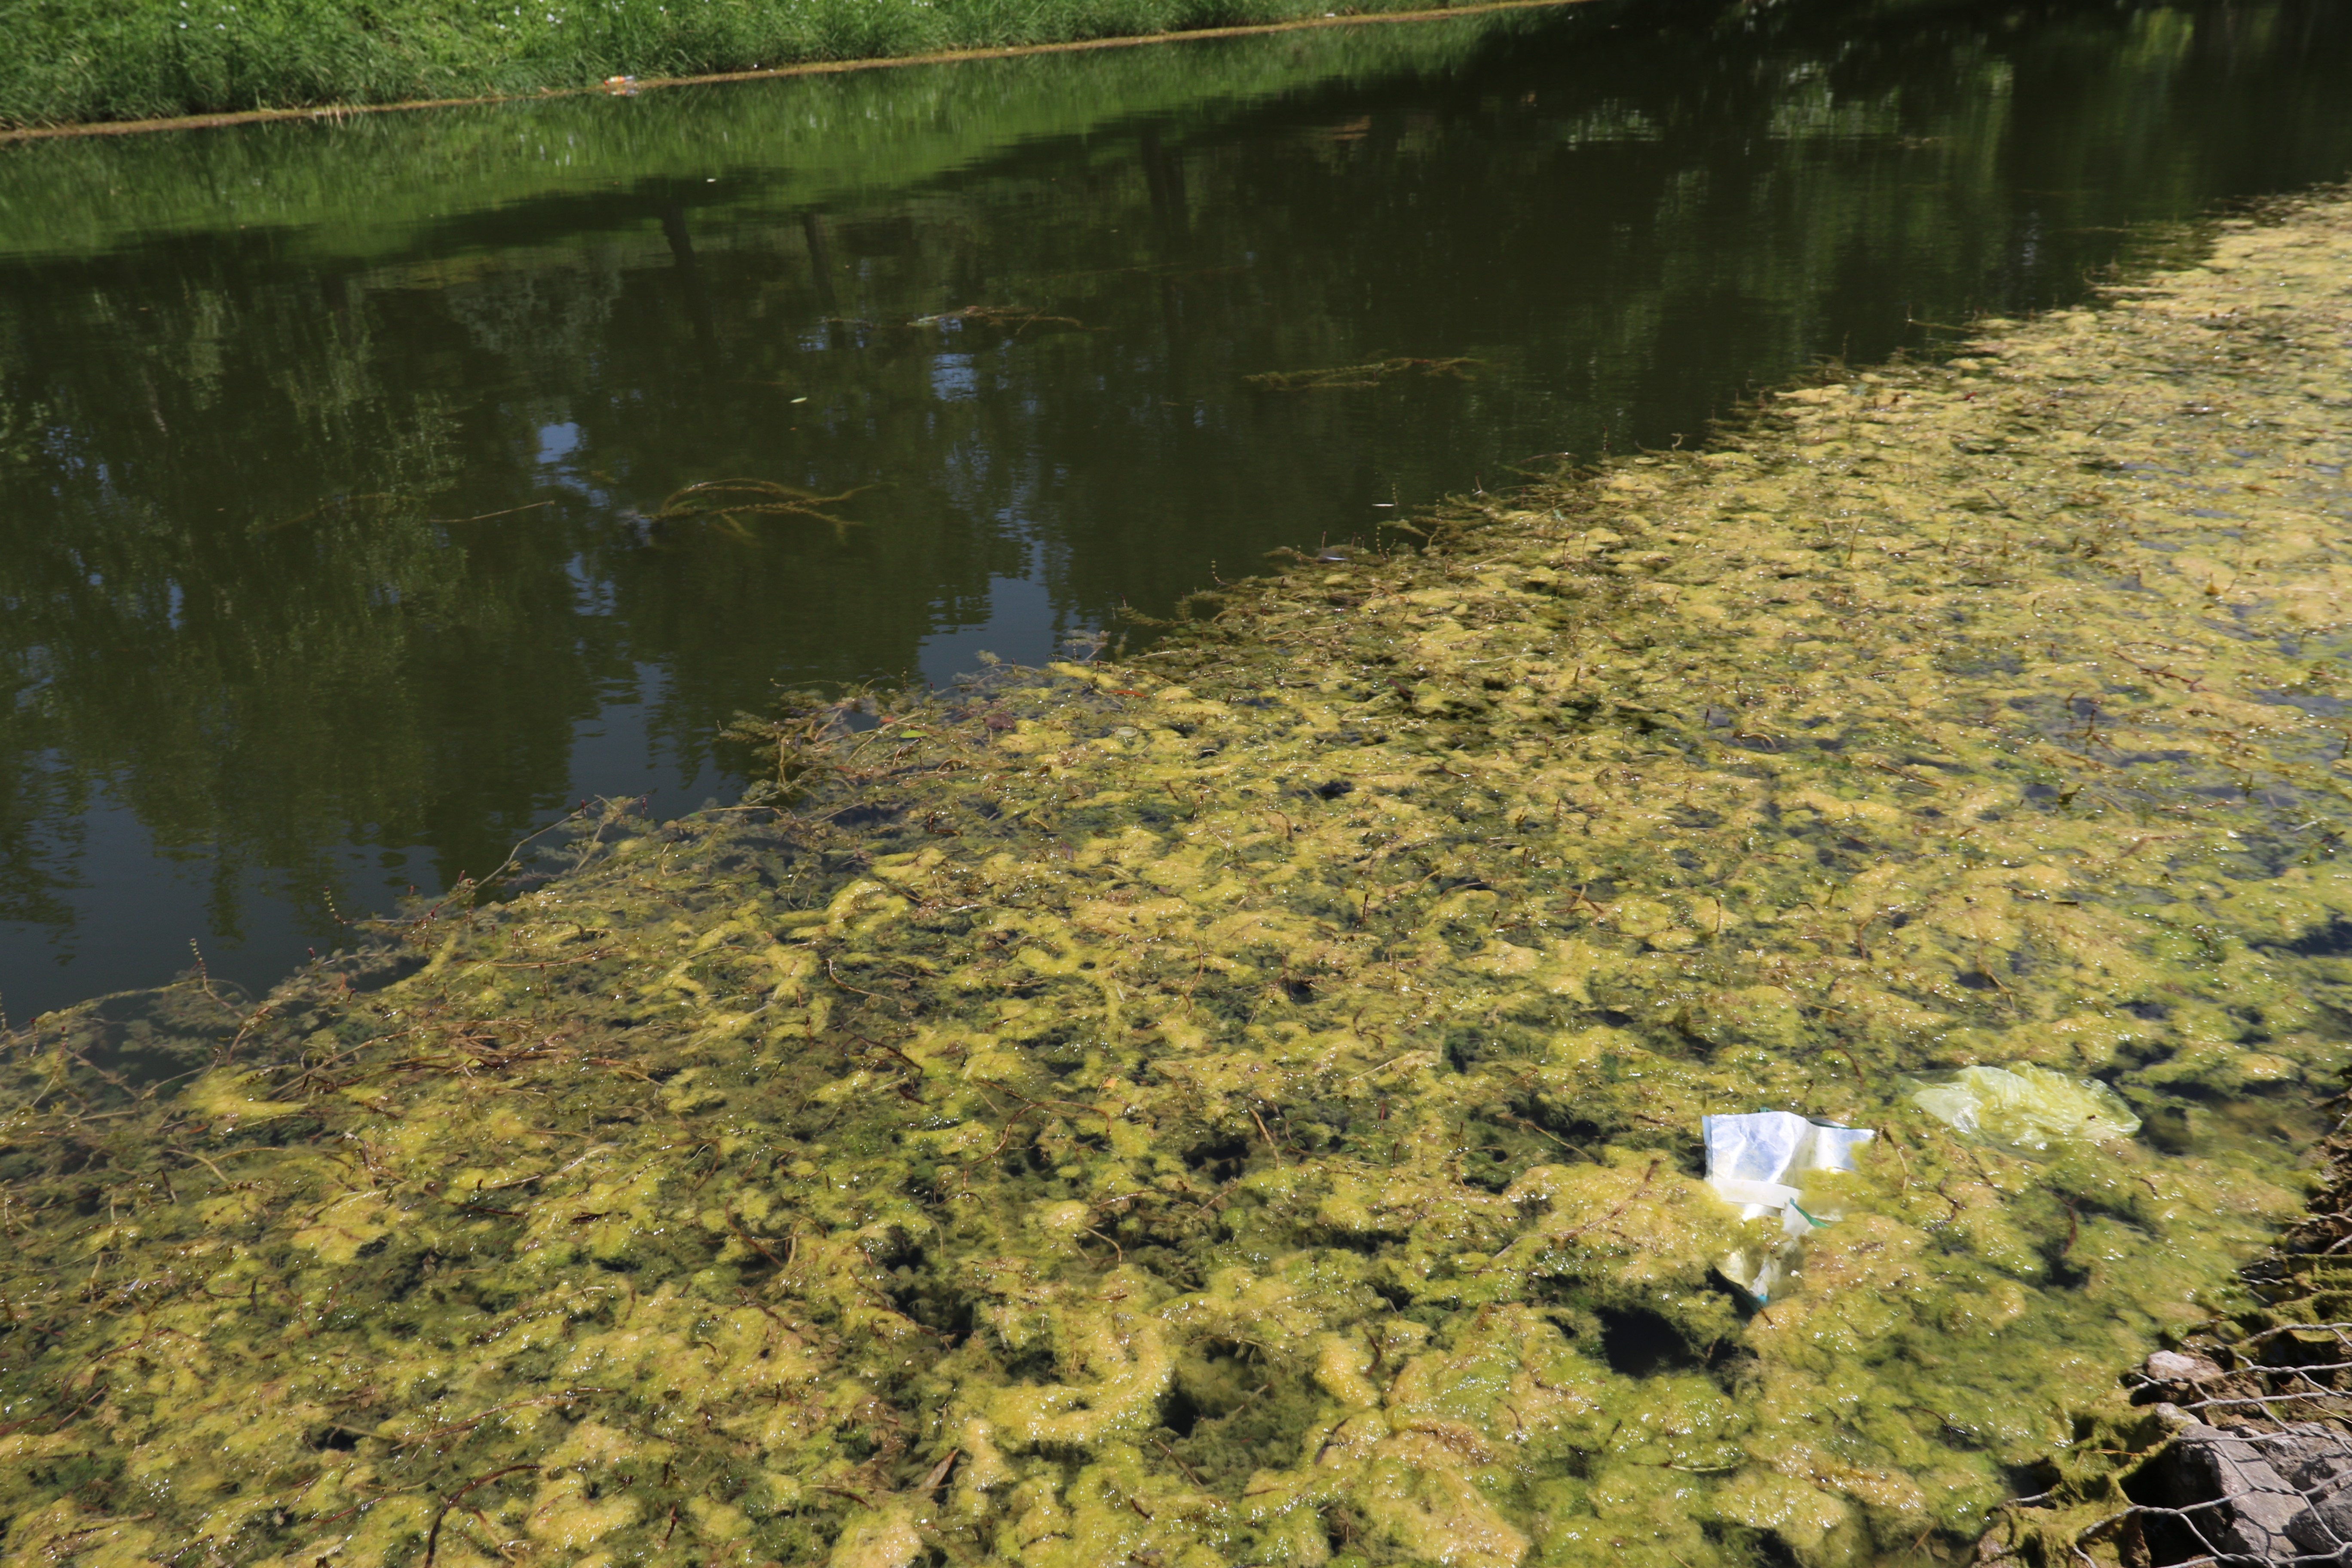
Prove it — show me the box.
[1909,1064,2140,1150]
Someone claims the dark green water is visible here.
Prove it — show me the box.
[3,0,2350,1021]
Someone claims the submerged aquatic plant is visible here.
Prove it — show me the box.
[3,193,2351,1568]
[1243,356,1479,391]
[908,305,1096,337]
[720,685,913,804]
[647,477,873,543]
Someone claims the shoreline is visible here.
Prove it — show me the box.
[0,0,1582,146]
[3,190,2349,1566]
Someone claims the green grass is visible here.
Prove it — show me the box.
[0,8,1547,255]
[0,0,1481,129]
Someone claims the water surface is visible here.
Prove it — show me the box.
[3,0,2351,1018]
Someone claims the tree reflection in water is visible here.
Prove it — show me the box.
[2,0,2349,1014]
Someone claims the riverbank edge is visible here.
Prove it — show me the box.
[3,190,2350,1566]
[0,0,1579,144]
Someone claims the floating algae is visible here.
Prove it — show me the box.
[647,477,872,544]
[907,306,1096,337]
[2012,1113,2352,1567]
[5,193,2352,1568]
[1243,357,1479,392]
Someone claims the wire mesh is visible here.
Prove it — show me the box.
[1995,1122,2352,1568]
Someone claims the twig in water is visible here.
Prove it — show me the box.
[429,501,555,524]
[423,1465,539,1567]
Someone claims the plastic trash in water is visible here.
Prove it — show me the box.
[1704,1112,1875,1216]
[1703,1111,1874,1304]
[1907,1063,2139,1151]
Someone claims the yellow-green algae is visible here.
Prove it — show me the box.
[6,190,2352,1568]
[1972,1098,2352,1568]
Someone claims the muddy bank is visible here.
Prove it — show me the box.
[4,192,2352,1568]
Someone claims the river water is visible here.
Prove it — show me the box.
[1,0,2349,1020]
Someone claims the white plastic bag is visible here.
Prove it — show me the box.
[1702,1112,1873,1304]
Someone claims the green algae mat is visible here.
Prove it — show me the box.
[6,190,2352,1568]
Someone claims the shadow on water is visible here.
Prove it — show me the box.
[2,0,2351,1017]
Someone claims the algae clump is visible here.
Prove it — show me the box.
[5,189,2352,1568]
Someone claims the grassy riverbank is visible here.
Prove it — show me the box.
[0,7,1543,249]
[0,0,1501,131]
[4,192,2352,1568]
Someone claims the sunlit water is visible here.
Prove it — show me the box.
[3,0,2350,1018]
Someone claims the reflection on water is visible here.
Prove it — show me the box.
[2,0,2349,1018]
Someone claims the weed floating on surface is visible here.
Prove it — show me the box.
[646,477,875,545]
[1243,356,1480,392]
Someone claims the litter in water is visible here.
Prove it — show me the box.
[1703,1111,1874,1302]
[1908,1064,2143,1152]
